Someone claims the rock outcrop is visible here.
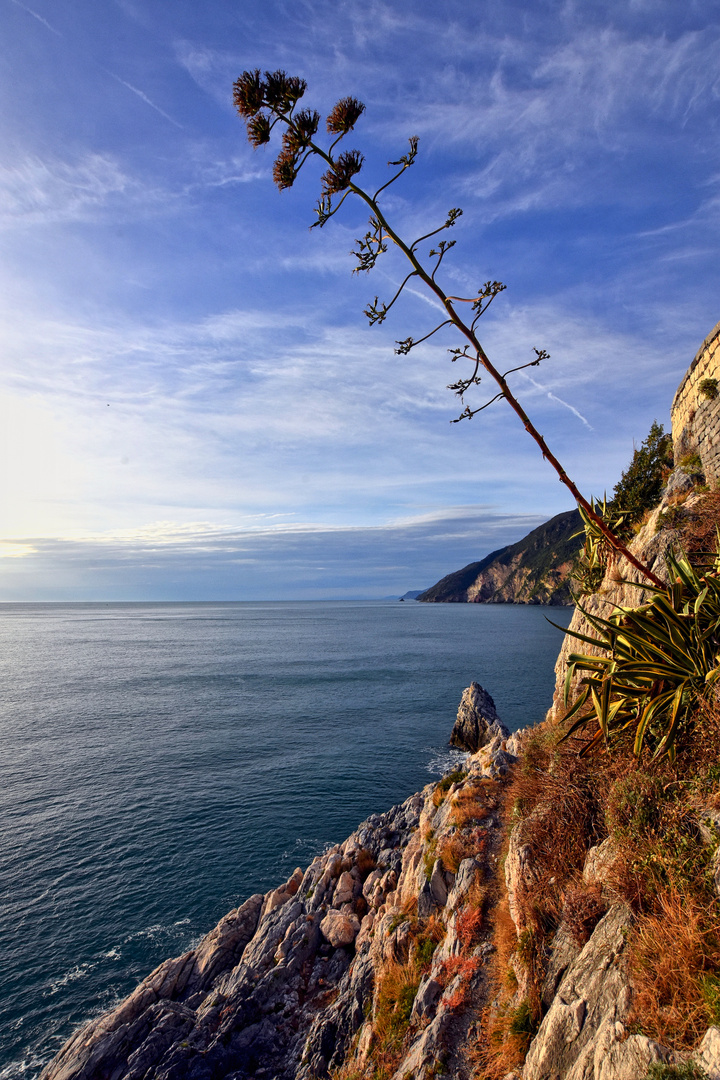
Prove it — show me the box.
[450,681,508,753]
[41,689,521,1080]
[42,796,424,1080]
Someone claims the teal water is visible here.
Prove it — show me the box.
[0,600,572,1077]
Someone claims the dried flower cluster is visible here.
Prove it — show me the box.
[326,96,365,133]
[320,150,364,196]
[233,69,365,195]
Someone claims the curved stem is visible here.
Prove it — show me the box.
[279,117,664,589]
[349,189,663,588]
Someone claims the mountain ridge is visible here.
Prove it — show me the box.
[417,508,582,605]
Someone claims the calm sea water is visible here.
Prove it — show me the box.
[0,600,573,1077]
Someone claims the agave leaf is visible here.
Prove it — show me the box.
[578,727,606,757]
[558,686,591,729]
[652,684,687,759]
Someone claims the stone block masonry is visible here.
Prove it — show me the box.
[671,319,720,484]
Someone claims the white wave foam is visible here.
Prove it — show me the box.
[425,747,468,777]
[45,961,96,995]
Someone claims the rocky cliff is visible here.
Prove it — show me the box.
[417,510,581,606]
[40,680,720,1080]
[41,328,720,1080]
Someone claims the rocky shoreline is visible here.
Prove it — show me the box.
[41,687,515,1080]
[39,679,720,1080]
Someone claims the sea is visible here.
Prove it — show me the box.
[0,600,573,1077]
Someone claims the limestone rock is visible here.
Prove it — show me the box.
[468,733,517,779]
[450,681,508,752]
[446,856,481,910]
[332,871,356,906]
[582,837,618,888]
[523,904,634,1080]
[410,976,442,1022]
[696,1026,720,1079]
[504,816,541,933]
[42,791,424,1080]
[541,922,582,1010]
[593,1028,672,1080]
[429,858,448,907]
[320,910,360,948]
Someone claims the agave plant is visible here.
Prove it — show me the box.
[571,496,628,596]
[559,552,720,759]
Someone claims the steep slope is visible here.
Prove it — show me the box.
[40,686,720,1080]
[417,509,581,606]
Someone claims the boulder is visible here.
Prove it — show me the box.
[582,837,618,888]
[523,905,634,1080]
[333,871,356,906]
[450,682,509,752]
[320,910,360,948]
[411,976,442,1022]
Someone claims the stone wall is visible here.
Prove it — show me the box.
[671,319,720,484]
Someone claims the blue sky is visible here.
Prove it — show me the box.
[1,0,719,599]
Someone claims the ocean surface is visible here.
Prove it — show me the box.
[0,600,573,1077]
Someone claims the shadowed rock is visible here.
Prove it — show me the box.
[449,682,508,753]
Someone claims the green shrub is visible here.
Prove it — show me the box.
[646,1062,708,1080]
[609,421,673,527]
[699,378,718,401]
[436,769,467,794]
[508,998,538,1039]
[572,423,672,594]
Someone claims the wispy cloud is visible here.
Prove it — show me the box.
[0,154,132,227]
[520,373,593,431]
[0,507,546,599]
[1,0,718,598]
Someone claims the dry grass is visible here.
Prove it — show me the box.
[456,881,487,951]
[432,768,468,807]
[329,1063,367,1080]
[437,826,488,874]
[561,880,607,947]
[355,848,376,878]
[503,721,623,934]
[472,900,533,1080]
[469,792,535,1080]
[628,890,720,1047]
[450,779,497,828]
[678,490,720,566]
[439,956,482,1010]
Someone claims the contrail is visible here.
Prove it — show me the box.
[522,372,594,430]
[106,71,183,129]
[8,0,62,35]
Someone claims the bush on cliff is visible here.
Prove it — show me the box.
[562,551,720,760]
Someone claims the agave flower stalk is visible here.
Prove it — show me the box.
[232,69,663,590]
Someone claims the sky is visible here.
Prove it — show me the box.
[1,0,720,600]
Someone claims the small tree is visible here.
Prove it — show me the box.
[609,421,673,528]
[572,422,673,595]
[232,70,662,589]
